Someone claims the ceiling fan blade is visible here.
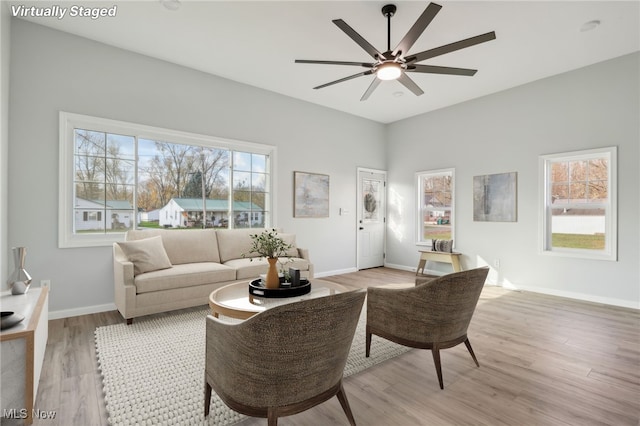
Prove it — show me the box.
[407,64,477,76]
[333,19,385,60]
[295,59,374,68]
[406,31,497,64]
[360,77,381,101]
[392,2,442,58]
[313,70,374,90]
[397,73,424,96]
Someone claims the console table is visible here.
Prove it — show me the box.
[416,250,463,275]
[1,287,49,425]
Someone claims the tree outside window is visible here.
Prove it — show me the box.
[416,169,454,244]
[60,112,274,247]
[540,147,617,260]
[74,129,134,233]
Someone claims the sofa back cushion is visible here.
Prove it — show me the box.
[276,233,300,258]
[125,229,220,265]
[216,228,264,263]
[216,229,299,263]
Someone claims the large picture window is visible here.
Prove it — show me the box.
[60,112,275,248]
[416,168,454,245]
[539,147,617,260]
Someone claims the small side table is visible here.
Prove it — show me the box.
[1,287,49,425]
[416,250,463,275]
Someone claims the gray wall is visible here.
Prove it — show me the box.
[8,20,385,315]
[7,18,639,316]
[1,4,10,286]
[386,52,640,308]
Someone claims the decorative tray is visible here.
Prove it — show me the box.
[249,279,311,298]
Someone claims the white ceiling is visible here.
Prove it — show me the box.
[8,0,640,123]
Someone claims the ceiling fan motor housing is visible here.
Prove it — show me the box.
[382,4,397,18]
[294,2,496,101]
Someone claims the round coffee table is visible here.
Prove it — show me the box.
[209,279,351,320]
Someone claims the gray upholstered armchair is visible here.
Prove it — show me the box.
[205,289,366,425]
[366,267,489,389]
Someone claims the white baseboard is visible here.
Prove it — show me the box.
[49,303,117,320]
[509,284,639,310]
[384,263,638,309]
[315,267,358,278]
[384,262,414,272]
[384,262,447,277]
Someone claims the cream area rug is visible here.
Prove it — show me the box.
[95,306,410,426]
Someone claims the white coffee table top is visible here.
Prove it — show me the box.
[209,279,350,320]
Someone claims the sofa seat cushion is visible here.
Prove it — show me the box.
[224,257,310,280]
[134,262,236,294]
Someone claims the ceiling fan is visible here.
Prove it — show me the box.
[295,2,496,101]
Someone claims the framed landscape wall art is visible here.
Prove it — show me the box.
[294,171,330,218]
[473,172,517,222]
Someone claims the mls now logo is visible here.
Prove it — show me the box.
[3,408,57,419]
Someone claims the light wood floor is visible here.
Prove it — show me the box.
[24,268,640,425]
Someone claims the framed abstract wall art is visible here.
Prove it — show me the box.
[473,172,517,222]
[294,171,330,218]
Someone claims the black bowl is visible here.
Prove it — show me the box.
[1,311,25,330]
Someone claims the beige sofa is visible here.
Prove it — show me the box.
[113,228,313,324]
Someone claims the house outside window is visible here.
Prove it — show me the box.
[416,168,454,245]
[539,146,617,260]
[60,112,276,248]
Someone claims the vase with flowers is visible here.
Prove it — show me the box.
[243,229,292,289]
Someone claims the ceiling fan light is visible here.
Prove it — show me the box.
[377,62,402,80]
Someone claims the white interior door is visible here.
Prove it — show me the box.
[357,168,386,270]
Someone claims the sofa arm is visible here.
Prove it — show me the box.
[296,247,314,279]
[297,247,310,261]
[113,243,137,321]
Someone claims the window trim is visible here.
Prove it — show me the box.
[59,112,277,248]
[538,146,617,261]
[415,168,455,246]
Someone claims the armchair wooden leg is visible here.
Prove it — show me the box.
[336,381,357,426]
[267,408,278,426]
[204,382,212,417]
[431,346,444,390]
[365,326,371,358]
[464,338,480,367]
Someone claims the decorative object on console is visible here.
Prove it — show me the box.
[1,311,25,330]
[8,246,32,295]
[243,229,293,289]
